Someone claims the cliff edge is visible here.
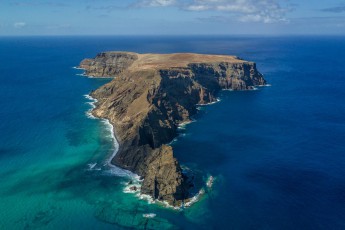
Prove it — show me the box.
[79,52,266,206]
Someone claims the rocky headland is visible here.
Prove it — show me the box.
[79,52,266,206]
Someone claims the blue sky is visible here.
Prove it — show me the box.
[1,0,345,35]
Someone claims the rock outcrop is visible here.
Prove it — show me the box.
[80,52,138,77]
[80,52,266,206]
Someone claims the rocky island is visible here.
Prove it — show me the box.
[79,52,266,206]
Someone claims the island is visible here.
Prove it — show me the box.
[79,52,266,206]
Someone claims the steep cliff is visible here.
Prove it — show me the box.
[80,52,138,77]
[80,52,266,206]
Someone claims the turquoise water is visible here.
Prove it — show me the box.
[1,36,345,229]
[0,36,217,229]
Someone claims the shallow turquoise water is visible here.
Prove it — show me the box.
[1,36,345,229]
[0,37,214,229]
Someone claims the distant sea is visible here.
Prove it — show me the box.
[0,36,345,229]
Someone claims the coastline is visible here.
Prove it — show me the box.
[77,52,266,207]
[84,94,137,178]
[3,35,343,230]
[73,66,113,79]
[84,92,213,209]
[79,65,141,179]
[79,65,123,176]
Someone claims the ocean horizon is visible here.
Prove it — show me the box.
[1,35,345,229]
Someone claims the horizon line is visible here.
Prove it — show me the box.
[1,34,345,37]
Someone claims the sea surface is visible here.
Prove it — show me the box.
[0,36,345,229]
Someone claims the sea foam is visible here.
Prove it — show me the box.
[72,66,84,70]
[100,118,138,178]
[177,120,195,130]
[196,98,221,106]
[84,94,138,178]
[84,93,211,209]
[86,162,101,171]
[84,94,97,119]
[184,189,205,207]
[143,213,156,218]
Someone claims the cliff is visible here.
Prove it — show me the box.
[80,52,266,206]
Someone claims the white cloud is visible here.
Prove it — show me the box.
[135,0,292,23]
[136,0,176,7]
[14,22,27,28]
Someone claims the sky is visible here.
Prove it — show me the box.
[1,0,345,35]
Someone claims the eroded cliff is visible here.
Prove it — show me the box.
[80,52,266,206]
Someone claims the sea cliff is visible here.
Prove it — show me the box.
[79,52,266,206]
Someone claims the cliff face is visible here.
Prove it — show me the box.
[81,52,266,206]
[80,52,138,77]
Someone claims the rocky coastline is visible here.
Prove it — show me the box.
[79,52,266,206]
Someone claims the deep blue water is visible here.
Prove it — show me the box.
[0,36,345,229]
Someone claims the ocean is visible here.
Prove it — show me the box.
[0,36,344,229]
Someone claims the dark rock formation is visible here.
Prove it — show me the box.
[79,52,266,206]
[80,52,138,77]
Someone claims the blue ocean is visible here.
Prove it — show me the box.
[0,36,345,229]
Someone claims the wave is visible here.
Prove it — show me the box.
[136,178,212,210]
[100,118,139,178]
[206,175,214,188]
[143,213,156,218]
[184,189,205,207]
[84,94,97,119]
[183,175,215,207]
[137,193,156,205]
[84,94,97,102]
[258,84,272,87]
[78,73,113,79]
[74,66,95,78]
[84,93,212,209]
[84,94,138,178]
[87,162,97,170]
[168,138,178,145]
[86,162,101,171]
[137,193,181,210]
[72,66,85,70]
[73,66,96,78]
[196,98,221,106]
[123,181,141,194]
[86,101,96,108]
[177,120,195,130]
[77,73,96,78]
[85,112,96,119]
[102,167,137,178]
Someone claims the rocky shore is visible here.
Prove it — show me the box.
[79,52,266,206]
